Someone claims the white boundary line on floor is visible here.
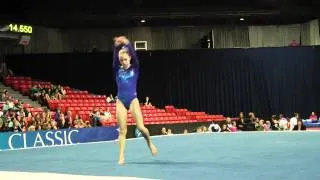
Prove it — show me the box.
[0,171,160,180]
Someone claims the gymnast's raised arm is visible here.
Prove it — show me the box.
[113,36,139,69]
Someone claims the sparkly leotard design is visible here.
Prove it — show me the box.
[113,43,139,110]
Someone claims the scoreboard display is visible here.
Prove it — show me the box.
[8,24,32,34]
[0,23,32,47]
[0,23,33,34]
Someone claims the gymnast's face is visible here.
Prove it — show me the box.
[119,52,131,69]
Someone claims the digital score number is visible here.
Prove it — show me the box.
[8,24,32,34]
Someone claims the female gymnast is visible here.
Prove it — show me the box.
[113,36,158,165]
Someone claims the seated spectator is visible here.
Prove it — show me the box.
[208,122,221,132]
[13,100,23,111]
[28,121,36,131]
[74,114,86,128]
[289,113,299,131]
[225,117,232,128]
[221,124,231,132]
[30,85,41,100]
[99,107,112,121]
[56,85,66,100]
[293,119,306,131]
[255,119,265,131]
[90,108,102,127]
[65,110,73,124]
[196,127,203,133]
[161,127,167,135]
[278,114,288,130]
[57,114,71,129]
[237,112,245,131]
[1,90,9,102]
[2,100,11,112]
[106,94,115,103]
[263,120,271,131]
[230,121,238,132]
[183,129,188,134]
[309,112,318,122]
[144,96,152,106]
[50,120,58,130]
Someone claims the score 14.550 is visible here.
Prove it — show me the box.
[8,24,32,34]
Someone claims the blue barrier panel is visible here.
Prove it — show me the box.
[0,126,119,151]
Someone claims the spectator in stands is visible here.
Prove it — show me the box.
[237,112,245,131]
[309,112,318,122]
[293,119,306,131]
[54,108,61,121]
[255,119,265,131]
[57,114,70,129]
[183,129,188,134]
[44,108,51,119]
[99,107,112,123]
[1,90,9,101]
[225,117,233,129]
[0,121,9,132]
[85,121,92,128]
[278,114,288,130]
[272,122,281,130]
[161,127,167,135]
[264,120,272,131]
[221,124,231,132]
[208,122,221,132]
[38,89,48,106]
[50,120,58,130]
[90,108,102,127]
[144,96,152,106]
[271,115,277,123]
[74,114,86,128]
[65,110,73,125]
[106,94,115,103]
[30,85,41,100]
[56,85,66,100]
[7,118,14,131]
[28,121,36,131]
[196,127,202,133]
[241,112,256,131]
[2,100,11,112]
[289,113,299,131]
[14,100,23,110]
[248,112,256,122]
[13,116,22,132]
[203,126,208,132]
[36,122,42,131]
[230,121,238,132]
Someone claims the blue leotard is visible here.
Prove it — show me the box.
[113,43,139,110]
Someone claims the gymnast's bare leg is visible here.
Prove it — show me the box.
[130,98,158,156]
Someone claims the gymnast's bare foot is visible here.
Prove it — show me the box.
[118,156,125,165]
[150,143,158,156]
